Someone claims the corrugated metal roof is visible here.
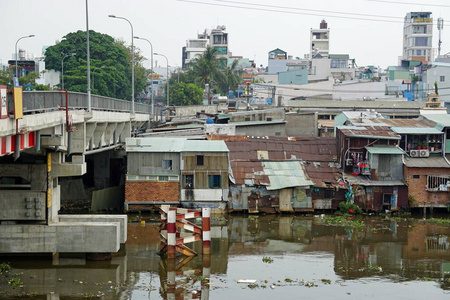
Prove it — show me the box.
[423,114,450,127]
[126,137,186,152]
[217,113,232,120]
[263,161,313,190]
[365,146,405,154]
[346,174,405,186]
[391,127,443,134]
[126,138,228,153]
[404,156,450,168]
[337,126,401,140]
[183,140,229,152]
[224,137,340,188]
[230,120,286,126]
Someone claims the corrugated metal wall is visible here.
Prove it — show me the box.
[182,153,229,189]
[127,152,180,175]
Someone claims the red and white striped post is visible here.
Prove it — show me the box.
[202,207,211,255]
[167,208,176,258]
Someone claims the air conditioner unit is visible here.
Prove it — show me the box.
[345,159,354,166]
[410,150,420,157]
[419,149,430,157]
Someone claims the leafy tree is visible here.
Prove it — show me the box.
[219,59,242,95]
[0,70,13,88]
[169,82,203,106]
[187,46,225,98]
[44,30,147,100]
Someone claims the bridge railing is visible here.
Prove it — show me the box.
[15,91,150,114]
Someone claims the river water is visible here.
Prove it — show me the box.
[0,214,449,299]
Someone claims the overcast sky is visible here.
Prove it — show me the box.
[1,0,449,70]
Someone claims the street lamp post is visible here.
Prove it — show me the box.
[15,34,35,79]
[61,53,76,90]
[134,36,154,118]
[154,53,169,107]
[109,14,135,113]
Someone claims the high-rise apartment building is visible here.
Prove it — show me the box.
[182,26,229,69]
[403,12,434,62]
[310,20,330,59]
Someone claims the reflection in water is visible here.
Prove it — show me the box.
[0,215,449,299]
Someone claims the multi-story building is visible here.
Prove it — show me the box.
[310,20,330,59]
[402,12,434,62]
[182,25,229,69]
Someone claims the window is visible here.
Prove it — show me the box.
[440,76,445,82]
[324,189,333,199]
[184,175,194,188]
[208,175,221,188]
[159,176,169,182]
[426,175,450,192]
[416,50,422,56]
[412,175,420,179]
[162,160,172,170]
[196,155,204,166]
[414,37,428,47]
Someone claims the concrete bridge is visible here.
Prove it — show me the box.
[0,90,150,255]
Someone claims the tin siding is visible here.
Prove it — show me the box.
[127,152,180,175]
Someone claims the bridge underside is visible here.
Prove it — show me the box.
[0,107,148,254]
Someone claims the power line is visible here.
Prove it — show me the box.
[179,0,449,26]
[366,0,450,8]
[211,0,401,20]
[177,0,403,24]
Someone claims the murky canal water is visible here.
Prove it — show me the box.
[1,215,449,299]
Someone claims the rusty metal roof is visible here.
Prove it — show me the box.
[404,156,450,168]
[337,126,401,140]
[225,136,340,188]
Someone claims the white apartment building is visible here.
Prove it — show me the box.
[310,20,330,59]
[402,12,434,62]
[182,25,229,69]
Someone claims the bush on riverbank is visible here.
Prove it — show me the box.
[338,202,362,214]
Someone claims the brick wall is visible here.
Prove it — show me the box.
[125,181,180,203]
[404,166,450,207]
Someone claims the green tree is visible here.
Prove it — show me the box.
[169,82,203,106]
[0,70,13,88]
[218,59,242,95]
[187,46,225,98]
[44,30,147,100]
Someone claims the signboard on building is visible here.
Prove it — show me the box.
[0,86,7,119]
[149,74,160,79]
[242,72,254,83]
[13,87,23,119]
[413,18,433,23]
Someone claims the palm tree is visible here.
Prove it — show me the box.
[220,59,242,95]
[188,46,224,103]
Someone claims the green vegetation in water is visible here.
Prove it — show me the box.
[423,218,450,226]
[321,279,332,284]
[262,256,274,263]
[322,216,365,229]
[0,262,11,273]
[284,277,294,283]
[338,202,362,214]
[248,215,257,221]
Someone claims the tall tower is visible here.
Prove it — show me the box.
[310,20,330,59]
[402,12,434,62]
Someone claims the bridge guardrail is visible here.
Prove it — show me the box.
[8,91,151,114]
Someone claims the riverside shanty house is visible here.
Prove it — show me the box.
[124,137,229,211]
[212,135,344,212]
[336,110,450,212]
[336,124,408,211]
